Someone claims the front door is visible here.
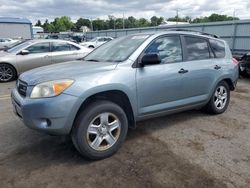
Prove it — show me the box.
[136,35,184,116]
[16,42,51,73]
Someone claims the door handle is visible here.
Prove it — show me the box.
[214,65,221,70]
[44,55,50,58]
[178,68,189,74]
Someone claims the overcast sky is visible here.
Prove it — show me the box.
[0,0,250,23]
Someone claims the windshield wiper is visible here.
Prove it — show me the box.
[85,59,99,62]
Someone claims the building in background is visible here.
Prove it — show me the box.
[80,26,91,32]
[0,17,33,39]
[32,26,44,35]
[32,26,44,39]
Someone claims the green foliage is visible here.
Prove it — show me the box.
[192,14,239,23]
[35,20,42,27]
[167,16,192,23]
[40,14,240,33]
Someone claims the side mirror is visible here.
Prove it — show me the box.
[140,53,161,67]
[19,50,29,55]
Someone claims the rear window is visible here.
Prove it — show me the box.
[185,36,210,61]
[209,39,225,58]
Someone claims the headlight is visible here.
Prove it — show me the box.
[30,79,74,99]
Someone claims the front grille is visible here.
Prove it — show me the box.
[17,79,28,97]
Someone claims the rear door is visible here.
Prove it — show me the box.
[51,41,81,64]
[16,42,51,72]
[179,35,221,102]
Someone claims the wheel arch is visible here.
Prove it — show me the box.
[72,90,136,132]
[222,78,235,91]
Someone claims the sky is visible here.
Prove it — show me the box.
[0,0,250,24]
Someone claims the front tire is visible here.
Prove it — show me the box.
[71,101,128,160]
[205,81,230,114]
[0,64,16,82]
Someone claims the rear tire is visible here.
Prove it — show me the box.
[71,100,128,160]
[0,64,17,82]
[205,81,230,114]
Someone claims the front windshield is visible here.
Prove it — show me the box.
[84,34,150,62]
[7,41,32,53]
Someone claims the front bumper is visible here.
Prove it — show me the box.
[11,88,79,135]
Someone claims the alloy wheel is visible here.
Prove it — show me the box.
[214,86,228,110]
[87,112,121,151]
[0,65,14,82]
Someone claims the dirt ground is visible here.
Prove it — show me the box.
[0,79,249,188]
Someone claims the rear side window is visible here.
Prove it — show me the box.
[52,42,79,52]
[209,39,225,58]
[185,36,210,61]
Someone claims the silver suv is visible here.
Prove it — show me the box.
[11,31,239,160]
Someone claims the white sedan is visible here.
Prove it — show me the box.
[80,37,113,48]
[0,38,20,49]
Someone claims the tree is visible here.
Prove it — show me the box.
[40,13,240,33]
[192,14,239,23]
[150,16,164,26]
[137,18,150,27]
[127,16,137,28]
[167,16,191,23]
[51,16,73,32]
[35,20,42,27]
[42,19,52,32]
[75,18,91,31]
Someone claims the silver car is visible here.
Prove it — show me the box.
[0,39,92,82]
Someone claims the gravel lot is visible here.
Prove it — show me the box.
[0,79,249,188]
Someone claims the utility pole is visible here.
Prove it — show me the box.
[123,13,125,29]
[176,9,179,25]
[90,18,93,31]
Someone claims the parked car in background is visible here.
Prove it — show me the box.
[12,31,238,160]
[0,38,20,50]
[239,52,250,77]
[0,39,92,82]
[80,36,113,48]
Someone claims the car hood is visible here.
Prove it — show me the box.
[0,51,10,57]
[19,60,118,86]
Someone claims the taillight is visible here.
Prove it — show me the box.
[232,58,239,65]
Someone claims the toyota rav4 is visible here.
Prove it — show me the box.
[11,31,239,159]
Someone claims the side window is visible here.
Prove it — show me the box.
[185,36,210,61]
[52,42,71,52]
[25,43,50,54]
[209,39,225,58]
[98,38,105,42]
[70,44,80,51]
[103,38,112,42]
[144,35,183,64]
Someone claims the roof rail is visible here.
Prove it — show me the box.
[166,28,219,38]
